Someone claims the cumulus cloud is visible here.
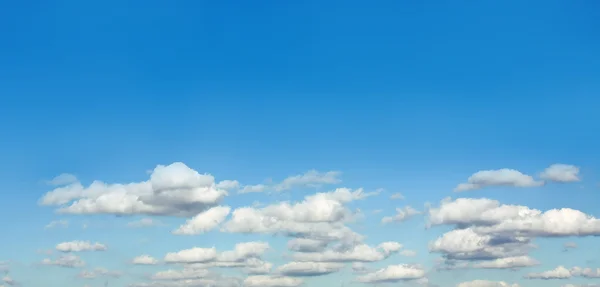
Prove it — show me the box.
[525,266,600,280]
[243,275,303,287]
[457,280,520,287]
[390,193,405,200]
[56,241,107,252]
[172,206,231,235]
[276,261,344,276]
[428,197,600,272]
[223,188,373,243]
[356,264,426,283]
[164,247,218,264]
[540,164,581,183]
[292,242,402,263]
[132,255,159,265]
[45,220,68,229]
[41,254,85,268]
[39,162,228,217]
[382,206,420,223]
[454,168,543,192]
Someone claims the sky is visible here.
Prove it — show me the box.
[1,1,600,287]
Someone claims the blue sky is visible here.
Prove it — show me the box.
[1,1,599,287]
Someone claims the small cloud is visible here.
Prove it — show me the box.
[454,168,544,192]
[563,242,578,252]
[45,220,68,229]
[390,193,404,200]
[540,164,581,183]
[47,173,78,186]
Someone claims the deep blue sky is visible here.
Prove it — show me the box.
[0,1,599,287]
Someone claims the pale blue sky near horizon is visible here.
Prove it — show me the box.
[1,1,599,287]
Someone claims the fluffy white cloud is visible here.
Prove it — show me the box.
[382,206,420,223]
[276,261,344,276]
[239,184,267,194]
[56,241,107,252]
[243,275,303,287]
[164,247,218,264]
[526,266,572,279]
[163,242,270,270]
[39,162,228,217]
[390,192,405,200]
[223,188,373,243]
[472,256,539,269]
[540,164,580,182]
[132,255,159,265]
[292,242,402,263]
[526,266,600,280]
[45,220,68,229]
[429,198,600,237]
[454,168,543,192]
[41,254,85,268]
[429,197,600,273]
[172,206,231,235]
[457,280,520,287]
[356,264,425,283]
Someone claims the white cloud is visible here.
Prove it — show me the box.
[39,162,228,217]
[216,180,240,190]
[390,192,405,200]
[47,173,78,186]
[454,168,543,192]
[223,188,372,243]
[382,206,420,223]
[56,241,107,252]
[526,266,572,279]
[286,238,328,252]
[45,220,68,229]
[41,254,85,268]
[356,264,426,283]
[132,255,159,265]
[472,256,539,269]
[292,242,402,263]
[540,164,581,182]
[243,275,303,287]
[457,280,520,287]
[239,184,267,194]
[164,247,218,264]
[78,268,122,279]
[172,206,231,235]
[276,261,344,276]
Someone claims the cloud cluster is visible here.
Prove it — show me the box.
[428,197,600,270]
[39,162,228,217]
[525,266,600,280]
[454,164,580,192]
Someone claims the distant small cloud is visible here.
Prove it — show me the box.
[45,220,68,229]
[47,173,78,186]
[390,193,404,200]
[540,164,581,183]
